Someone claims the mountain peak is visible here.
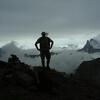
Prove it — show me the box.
[78,38,100,53]
[1,41,22,55]
[2,41,18,50]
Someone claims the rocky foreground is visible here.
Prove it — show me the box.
[0,55,100,100]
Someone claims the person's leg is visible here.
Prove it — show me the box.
[40,52,45,67]
[46,51,51,68]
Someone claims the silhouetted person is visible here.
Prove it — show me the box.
[35,32,54,69]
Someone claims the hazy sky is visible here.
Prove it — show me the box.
[0,0,100,47]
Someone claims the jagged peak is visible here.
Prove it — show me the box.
[78,38,100,53]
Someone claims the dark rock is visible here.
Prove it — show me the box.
[1,54,100,100]
[8,54,21,64]
[33,67,66,92]
[75,58,100,85]
[0,55,36,88]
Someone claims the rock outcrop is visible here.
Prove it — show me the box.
[0,54,100,100]
[75,58,100,85]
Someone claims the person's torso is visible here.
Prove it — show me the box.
[39,37,50,51]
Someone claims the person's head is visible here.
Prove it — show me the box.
[41,32,48,37]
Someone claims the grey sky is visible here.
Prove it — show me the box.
[0,0,100,45]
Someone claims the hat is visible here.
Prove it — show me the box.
[41,32,46,35]
[11,54,17,58]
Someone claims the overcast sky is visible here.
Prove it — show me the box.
[0,0,100,47]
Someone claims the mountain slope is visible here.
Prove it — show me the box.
[0,41,24,61]
[79,38,100,53]
[0,55,100,100]
[75,58,100,85]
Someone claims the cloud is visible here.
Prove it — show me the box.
[0,0,100,39]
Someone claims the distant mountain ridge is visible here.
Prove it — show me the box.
[79,38,100,53]
[0,41,59,61]
[1,41,23,54]
[0,41,97,73]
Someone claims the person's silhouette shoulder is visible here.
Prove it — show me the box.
[35,32,54,51]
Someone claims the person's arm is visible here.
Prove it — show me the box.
[35,39,40,51]
[50,39,54,49]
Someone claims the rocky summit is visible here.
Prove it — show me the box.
[0,55,100,100]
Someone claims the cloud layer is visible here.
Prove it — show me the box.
[0,0,100,41]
